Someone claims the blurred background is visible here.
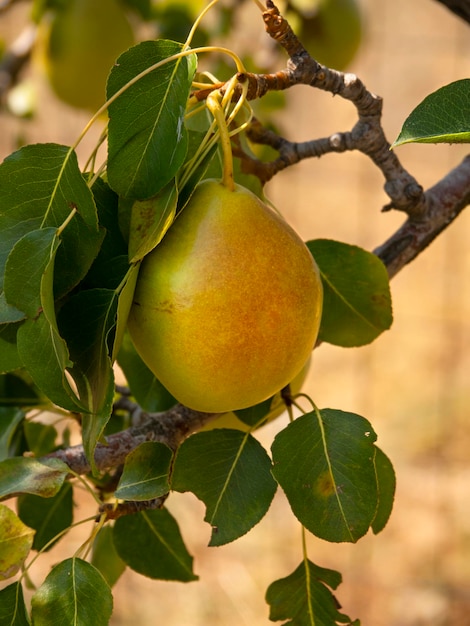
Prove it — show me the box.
[1,0,470,624]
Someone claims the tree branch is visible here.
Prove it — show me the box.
[433,0,470,23]
[48,404,222,475]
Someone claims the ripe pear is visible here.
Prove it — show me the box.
[127,179,323,413]
[39,0,134,111]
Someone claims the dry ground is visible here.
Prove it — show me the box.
[1,1,470,624]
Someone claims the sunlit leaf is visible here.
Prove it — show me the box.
[113,508,197,581]
[17,482,73,551]
[0,457,69,500]
[307,239,393,347]
[0,504,34,580]
[393,79,470,146]
[171,429,277,546]
[31,558,113,626]
[266,559,359,625]
[107,40,196,199]
[271,409,378,543]
[128,181,177,263]
[115,441,172,501]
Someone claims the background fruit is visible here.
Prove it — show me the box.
[128,180,323,413]
[40,0,134,110]
[287,0,363,70]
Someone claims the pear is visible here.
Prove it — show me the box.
[128,179,323,413]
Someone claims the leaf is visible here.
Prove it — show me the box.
[0,143,102,300]
[117,331,176,412]
[31,558,113,626]
[107,40,196,199]
[171,429,277,546]
[371,446,396,534]
[128,181,177,262]
[0,457,69,500]
[112,264,140,362]
[91,525,126,588]
[3,228,58,318]
[17,482,73,551]
[271,409,378,543]
[307,239,393,347]
[0,374,41,408]
[0,323,22,374]
[393,79,470,146]
[0,582,30,626]
[58,288,117,470]
[266,559,358,626]
[0,505,34,580]
[16,229,87,413]
[113,508,197,581]
[115,441,172,501]
[0,408,24,461]
[17,314,85,413]
[23,421,57,457]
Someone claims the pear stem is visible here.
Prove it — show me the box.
[206,88,235,191]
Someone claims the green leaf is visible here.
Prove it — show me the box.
[0,294,24,325]
[117,331,176,412]
[0,323,22,374]
[234,397,273,428]
[115,441,172,501]
[271,409,378,543]
[91,525,126,588]
[0,505,34,580]
[3,228,58,318]
[0,582,30,626]
[17,314,85,413]
[31,558,113,626]
[0,457,69,500]
[112,264,140,362]
[171,429,277,546]
[0,143,102,299]
[17,482,73,551]
[266,559,358,625]
[393,79,470,146]
[371,446,396,534]
[113,507,197,581]
[23,421,57,457]
[128,181,177,262]
[307,239,393,347]
[58,288,117,469]
[0,408,24,461]
[107,40,196,199]
[0,374,41,408]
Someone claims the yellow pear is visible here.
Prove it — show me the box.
[127,179,323,413]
